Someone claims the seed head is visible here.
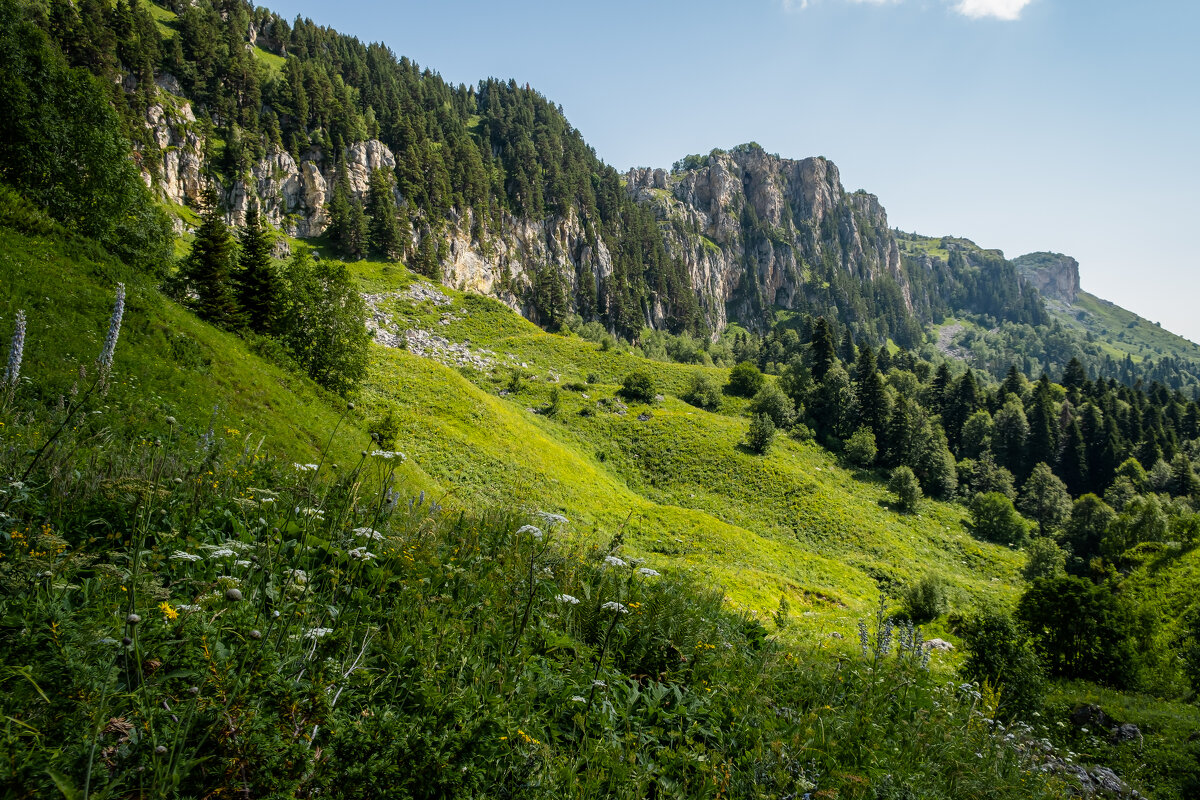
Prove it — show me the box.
[224,588,243,602]
[126,613,141,625]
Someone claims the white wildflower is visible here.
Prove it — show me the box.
[516,524,543,540]
[348,547,375,561]
[297,507,325,519]
[293,463,319,472]
[210,548,235,559]
[636,567,661,577]
[353,527,384,541]
[603,555,627,568]
[555,594,580,605]
[170,551,201,562]
[304,627,333,640]
[536,511,569,527]
[591,680,606,688]
[571,695,586,703]
[601,601,628,614]
[370,450,406,461]
[234,560,251,568]
[177,604,201,612]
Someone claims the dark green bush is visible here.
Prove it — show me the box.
[726,360,764,397]
[619,369,657,402]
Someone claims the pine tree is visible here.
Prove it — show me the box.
[326,167,367,259]
[1057,419,1089,497]
[366,168,403,260]
[185,186,238,326]
[236,197,279,334]
[853,345,888,437]
[809,317,837,381]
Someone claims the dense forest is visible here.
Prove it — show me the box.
[23,0,700,339]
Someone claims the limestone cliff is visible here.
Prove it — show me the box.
[626,145,907,332]
[1012,252,1081,305]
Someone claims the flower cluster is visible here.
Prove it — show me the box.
[97,284,124,376]
[3,310,25,388]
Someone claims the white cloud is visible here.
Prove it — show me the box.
[952,0,1034,20]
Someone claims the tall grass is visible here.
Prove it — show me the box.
[0,304,1071,799]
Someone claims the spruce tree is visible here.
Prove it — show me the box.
[366,168,403,260]
[185,186,238,326]
[809,317,837,381]
[236,197,279,334]
[327,167,367,259]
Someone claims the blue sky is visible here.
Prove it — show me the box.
[267,0,1200,342]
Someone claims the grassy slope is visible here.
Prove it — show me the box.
[1054,290,1200,365]
[352,262,1026,637]
[0,219,430,491]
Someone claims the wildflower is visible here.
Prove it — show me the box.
[210,548,235,559]
[636,567,660,577]
[234,560,251,568]
[170,551,201,562]
[555,594,580,605]
[177,604,200,613]
[353,527,384,540]
[591,679,606,688]
[3,310,25,388]
[293,463,319,472]
[516,524,544,540]
[348,547,375,561]
[601,601,628,614]
[286,568,308,584]
[159,601,178,621]
[97,284,125,376]
[297,507,325,519]
[536,511,569,527]
[603,555,627,568]
[370,450,406,461]
[571,695,586,703]
[304,627,333,640]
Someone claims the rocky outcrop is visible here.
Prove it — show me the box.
[627,145,907,331]
[1013,251,1081,305]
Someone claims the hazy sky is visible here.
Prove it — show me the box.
[266,0,1200,342]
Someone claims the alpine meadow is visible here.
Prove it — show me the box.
[2,0,1200,798]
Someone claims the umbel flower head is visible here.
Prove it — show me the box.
[3,309,25,388]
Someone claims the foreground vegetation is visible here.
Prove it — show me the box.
[1,305,1080,799]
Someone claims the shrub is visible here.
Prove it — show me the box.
[618,369,656,402]
[726,360,764,397]
[682,371,721,410]
[844,427,878,467]
[748,382,796,428]
[958,610,1046,720]
[889,466,922,511]
[899,574,948,623]
[969,491,1030,546]
[746,413,776,455]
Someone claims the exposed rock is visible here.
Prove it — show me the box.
[1109,723,1142,745]
[1014,251,1081,304]
[1071,704,1112,731]
[922,638,954,652]
[627,145,906,331]
[636,412,652,422]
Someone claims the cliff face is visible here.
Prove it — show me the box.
[627,146,907,332]
[140,85,906,336]
[139,82,621,326]
[1013,252,1081,305]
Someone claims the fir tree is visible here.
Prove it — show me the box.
[326,167,367,259]
[366,168,403,260]
[184,186,238,326]
[236,197,279,334]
